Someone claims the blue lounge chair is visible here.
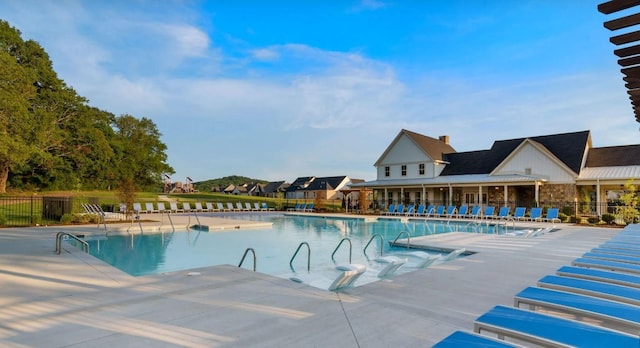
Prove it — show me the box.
[557,265,640,289]
[542,207,560,223]
[474,305,639,347]
[583,251,640,265]
[288,203,300,212]
[537,274,640,306]
[573,257,640,275]
[434,205,445,217]
[404,204,415,216]
[444,205,456,218]
[383,204,396,215]
[482,206,495,219]
[496,206,510,220]
[297,203,307,212]
[514,286,640,334]
[528,207,542,221]
[432,330,520,348]
[599,241,640,252]
[394,204,405,215]
[455,205,468,218]
[468,206,481,219]
[512,207,526,220]
[425,205,435,217]
[590,247,640,257]
[305,203,314,212]
[414,204,425,216]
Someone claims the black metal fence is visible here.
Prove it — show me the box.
[0,196,76,227]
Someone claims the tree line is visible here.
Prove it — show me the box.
[0,20,174,194]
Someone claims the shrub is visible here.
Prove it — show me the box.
[60,214,73,224]
[601,214,615,225]
[569,216,578,223]
[558,213,568,222]
[587,217,600,224]
[561,206,573,216]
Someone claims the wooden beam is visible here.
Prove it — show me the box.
[622,65,640,76]
[618,55,640,66]
[610,29,640,45]
[626,81,640,88]
[615,44,640,57]
[605,12,640,30]
[598,0,640,14]
[623,75,640,82]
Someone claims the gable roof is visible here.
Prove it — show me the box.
[263,181,288,193]
[304,176,347,191]
[441,130,590,176]
[585,145,640,167]
[285,176,315,192]
[374,129,456,166]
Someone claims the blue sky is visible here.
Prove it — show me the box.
[0,1,636,183]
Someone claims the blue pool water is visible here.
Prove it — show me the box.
[80,214,513,289]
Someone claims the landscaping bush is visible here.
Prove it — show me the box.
[60,214,73,224]
[587,216,600,224]
[558,213,568,222]
[601,213,615,225]
[561,206,573,216]
[569,216,578,223]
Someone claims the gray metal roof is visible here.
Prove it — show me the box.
[350,173,547,188]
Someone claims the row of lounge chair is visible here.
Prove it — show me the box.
[129,201,275,214]
[382,204,560,222]
[433,224,640,347]
[286,203,315,212]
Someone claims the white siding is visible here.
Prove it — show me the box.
[376,134,435,180]
[495,143,575,183]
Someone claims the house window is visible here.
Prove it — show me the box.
[419,163,425,175]
[385,166,390,177]
[415,192,421,204]
[401,165,407,176]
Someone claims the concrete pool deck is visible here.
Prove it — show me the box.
[0,213,623,347]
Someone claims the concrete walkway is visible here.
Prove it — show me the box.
[0,214,621,347]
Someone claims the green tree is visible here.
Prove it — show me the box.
[112,114,174,192]
[616,179,639,225]
[0,49,36,193]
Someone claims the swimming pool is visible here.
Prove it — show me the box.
[79,214,513,290]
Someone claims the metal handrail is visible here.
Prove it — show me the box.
[392,231,411,249]
[160,210,175,232]
[363,233,384,257]
[238,248,256,271]
[55,232,89,255]
[192,210,201,226]
[331,237,352,264]
[289,242,310,272]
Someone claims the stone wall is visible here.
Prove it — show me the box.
[539,184,577,205]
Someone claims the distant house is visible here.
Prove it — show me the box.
[263,181,289,198]
[285,176,316,199]
[245,183,264,196]
[285,176,353,200]
[351,128,640,216]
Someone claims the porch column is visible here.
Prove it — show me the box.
[448,184,453,206]
[478,185,483,208]
[596,179,601,216]
[384,188,388,207]
[503,185,508,207]
[422,185,426,205]
[400,187,404,204]
[534,181,540,206]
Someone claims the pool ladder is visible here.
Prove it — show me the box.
[55,232,89,255]
[363,233,384,257]
[238,248,256,271]
[290,242,311,272]
[331,237,352,264]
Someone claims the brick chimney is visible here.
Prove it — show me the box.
[439,135,450,145]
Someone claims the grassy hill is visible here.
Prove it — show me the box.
[193,175,268,192]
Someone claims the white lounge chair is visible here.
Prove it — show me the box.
[328,264,366,291]
[206,202,216,212]
[194,202,204,212]
[182,202,192,212]
[374,256,407,277]
[157,202,167,213]
[145,202,158,213]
